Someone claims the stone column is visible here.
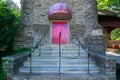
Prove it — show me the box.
[83,0,105,55]
[83,0,102,35]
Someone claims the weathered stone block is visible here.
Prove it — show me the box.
[2,52,29,78]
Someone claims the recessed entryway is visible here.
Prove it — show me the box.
[51,21,69,44]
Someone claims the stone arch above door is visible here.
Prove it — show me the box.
[48,2,72,20]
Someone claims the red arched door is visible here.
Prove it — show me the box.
[51,22,69,44]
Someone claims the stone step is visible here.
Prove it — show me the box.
[34,50,85,53]
[38,47,80,50]
[30,56,88,60]
[27,58,90,62]
[19,66,99,74]
[39,44,78,48]
[37,45,84,51]
[25,56,92,66]
[12,74,106,80]
[24,61,94,66]
[30,56,88,59]
[19,44,101,78]
[37,48,84,52]
[32,52,87,56]
[32,54,85,57]
[23,60,95,66]
[33,51,86,55]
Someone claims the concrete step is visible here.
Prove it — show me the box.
[30,56,88,59]
[39,44,78,48]
[37,48,84,52]
[19,44,100,77]
[15,45,106,80]
[12,74,107,80]
[34,51,86,54]
[24,56,92,66]
[24,58,93,66]
[27,58,90,62]
[37,45,84,51]
[19,65,99,73]
[32,54,85,57]
[32,52,87,56]
[30,56,88,60]
[34,51,84,53]
[23,61,95,66]
[38,48,81,51]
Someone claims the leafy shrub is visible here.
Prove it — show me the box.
[0,0,20,53]
[0,57,7,80]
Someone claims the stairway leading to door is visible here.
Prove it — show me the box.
[15,45,106,80]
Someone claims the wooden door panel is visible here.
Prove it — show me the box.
[52,22,68,44]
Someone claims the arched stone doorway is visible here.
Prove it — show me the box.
[48,2,72,44]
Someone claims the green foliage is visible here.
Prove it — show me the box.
[0,0,20,52]
[111,28,120,40]
[0,0,20,79]
[97,0,120,40]
[10,48,31,55]
[97,0,120,17]
[0,57,7,80]
[97,0,112,10]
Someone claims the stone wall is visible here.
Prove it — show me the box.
[2,52,29,79]
[14,0,104,54]
[12,0,117,79]
[90,53,116,80]
[14,0,85,48]
[85,36,106,54]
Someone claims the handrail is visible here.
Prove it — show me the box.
[38,33,47,56]
[74,35,90,74]
[59,32,61,76]
[29,31,47,74]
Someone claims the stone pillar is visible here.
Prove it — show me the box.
[83,0,105,55]
[106,56,116,80]
[83,0,102,35]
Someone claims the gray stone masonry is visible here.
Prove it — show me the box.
[85,36,106,55]
[90,53,116,80]
[11,0,117,80]
[12,75,107,80]
[2,52,29,78]
[14,0,103,49]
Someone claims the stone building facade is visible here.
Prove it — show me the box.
[7,0,116,79]
[14,0,104,52]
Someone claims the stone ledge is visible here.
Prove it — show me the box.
[90,53,116,80]
[12,74,107,80]
[2,52,29,78]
